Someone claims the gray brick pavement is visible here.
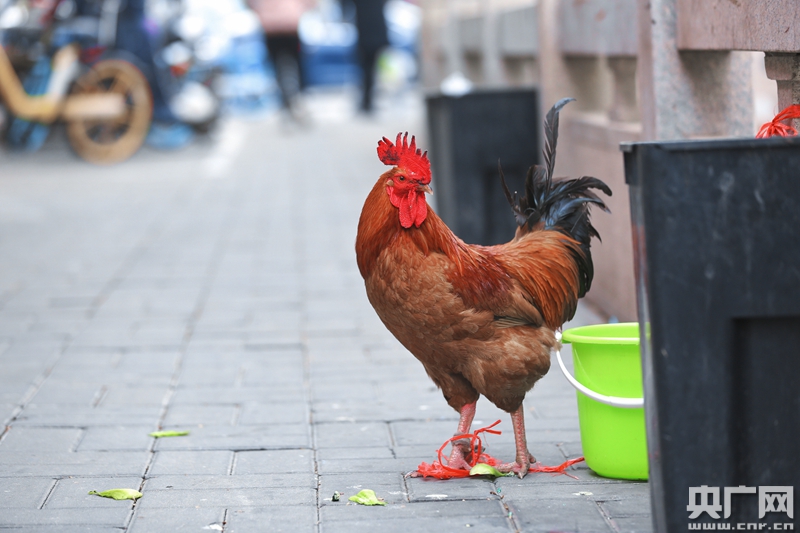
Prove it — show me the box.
[0,93,651,532]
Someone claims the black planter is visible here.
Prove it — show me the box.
[425,89,540,245]
[623,137,800,532]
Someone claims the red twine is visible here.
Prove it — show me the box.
[414,420,585,480]
[756,104,800,139]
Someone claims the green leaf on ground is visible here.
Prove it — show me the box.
[149,430,190,438]
[88,489,142,501]
[469,463,510,477]
[348,489,386,506]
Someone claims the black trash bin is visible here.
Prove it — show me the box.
[623,136,800,533]
[426,89,540,245]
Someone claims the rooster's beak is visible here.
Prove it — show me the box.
[417,184,433,195]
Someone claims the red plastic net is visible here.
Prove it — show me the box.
[413,420,585,480]
[756,105,800,139]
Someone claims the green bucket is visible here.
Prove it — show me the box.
[560,323,648,480]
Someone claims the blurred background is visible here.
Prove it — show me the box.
[0,0,785,322]
[0,0,423,152]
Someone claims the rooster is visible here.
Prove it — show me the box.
[355,98,610,477]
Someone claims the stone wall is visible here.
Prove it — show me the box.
[418,0,787,321]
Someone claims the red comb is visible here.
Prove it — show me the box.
[377,132,431,184]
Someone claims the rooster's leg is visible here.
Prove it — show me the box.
[497,405,535,479]
[447,401,477,470]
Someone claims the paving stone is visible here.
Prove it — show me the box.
[129,507,225,533]
[495,474,640,499]
[525,428,582,443]
[406,477,500,502]
[1,403,20,425]
[319,515,514,533]
[241,364,305,387]
[494,479,652,530]
[319,472,407,504]
[0,526,123,533]
[549,440,584,458]
[43,368,174,389]
[100,385,170,408]
[319,499,507,521]
[27,383,105,407]
[225,506,316,533]
[45,477,142,509]
[179,365,305,390]
[0,427,83,452]
[611,514,654,532]
[191,330,304,346]
[153,423,310,451]
[55,350,181,378]
[135,486,316,509]
[577,482,653,503]
[311,381,378,402]
[146,473,316,490]
[232,449,314,474]
[170,385,305,405]
[77,426,155,452]
[317,457,421,475]
[148,451,233,476]
[507,497,613,532]
[126,327,189,346]
[312,400,455,423]
[12,405,163,427]
[392,445,444,459]
[0,508,131,527]
[314,422,391,448]
[528,401,581,420]
[161,405,237,426]
[309,365,372,381]
[177,362,241,387]
[238,401,308,425]
[0,477,56,509]
[0,452,149,477]
[316,446,394,460]
[307,323,360,337]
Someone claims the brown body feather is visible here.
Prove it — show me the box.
[356,170,585,413]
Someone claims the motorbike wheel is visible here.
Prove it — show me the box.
[66,59,153,165]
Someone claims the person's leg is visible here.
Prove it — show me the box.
[265,35,288,109]
[286,34,304,92]
[268,35,302,111]
[359,47,378,113]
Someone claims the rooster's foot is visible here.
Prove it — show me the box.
[497,451,536,479]
[446,437,474,470]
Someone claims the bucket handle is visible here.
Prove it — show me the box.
[555,332,644,409]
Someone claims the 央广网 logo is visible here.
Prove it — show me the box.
[687,485,794,530]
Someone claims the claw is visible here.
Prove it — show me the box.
[497,451,536,478]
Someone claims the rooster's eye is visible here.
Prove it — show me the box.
[397,176,406,181]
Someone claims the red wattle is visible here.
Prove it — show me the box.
[399,192,414,228]
[412,193,427,227]
[387,187,428,229]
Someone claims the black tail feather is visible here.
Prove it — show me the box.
[500,98,612,298]
[542,97,572,186]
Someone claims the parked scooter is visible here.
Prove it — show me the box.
[148,0,276,117]
[147,0,220,134]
